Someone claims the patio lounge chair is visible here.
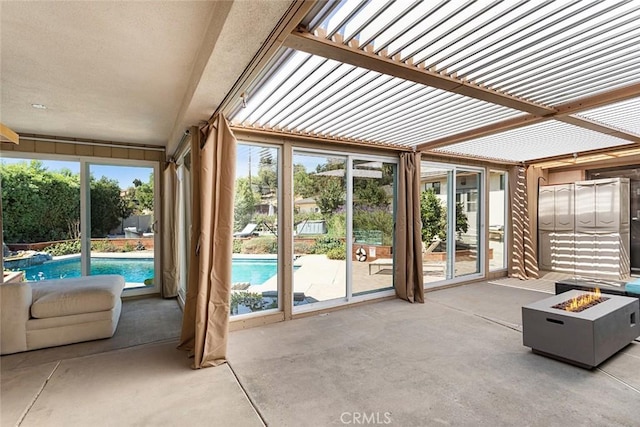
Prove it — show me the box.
[234,223,259,238]
[368,238,445,275]
[368,259,446,275]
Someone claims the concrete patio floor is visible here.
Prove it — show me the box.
[228,283,640,426]
[2,282,639,426]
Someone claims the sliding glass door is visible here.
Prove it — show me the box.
[489,170,507,271]
[454,169,482,278]
[292,150,397,310]
[1,157,82,281]
[421,162,484,282]
[352,159,396,296]
[88,163,158,293]
[1,155,160,294]
[420,164,451,282]
[231,143,281,316]
[292,151,348,305]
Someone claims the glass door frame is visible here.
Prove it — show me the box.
[421,160,486,286]
[82,158,161,296]
[292,148,398,314]
[489,169,509,272]
[231,140,284,319]
[176,150,192,305]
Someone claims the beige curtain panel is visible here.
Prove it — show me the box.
[394,152,424,303]
[509,166,539,280]
[178,114,237,369]
[161,161,179,298]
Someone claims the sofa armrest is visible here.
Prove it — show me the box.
[1,282,32,355]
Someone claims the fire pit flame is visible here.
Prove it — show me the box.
[552,288,610,313]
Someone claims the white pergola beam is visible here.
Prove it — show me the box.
[283,31,555,117]
[417,82,640,151]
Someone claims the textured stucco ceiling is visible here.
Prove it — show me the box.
[0,1,292,151]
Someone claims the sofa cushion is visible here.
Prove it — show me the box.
[30,275,124,319]
[27,308,115,330]
[626,280,640,295]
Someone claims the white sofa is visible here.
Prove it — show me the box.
[1,275,124,355]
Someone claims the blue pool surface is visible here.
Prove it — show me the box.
[231,258,280,285]
[22,257,154,283]
[22,256,281,285]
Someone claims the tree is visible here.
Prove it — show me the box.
[234,177,258,231]
[420,189,469,244]
[316,178,345,215]
[257,155,277,196]
[354,178,388,208]
[420,189,445,243]
[132,173,154,213]
[455,200,469,238]
[1,160,80,242]
[90,176,123,237]
[293,163,315,198]
[118,189,136,233]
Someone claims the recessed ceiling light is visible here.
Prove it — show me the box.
[31,103,47,109]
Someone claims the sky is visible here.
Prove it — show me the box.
[0,157,152,189]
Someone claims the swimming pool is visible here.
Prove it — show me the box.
[231,258,279,285]
[21,256,280,285]
[22,257,155,283]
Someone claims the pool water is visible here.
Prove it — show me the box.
[21,256,281,285]
[22,257,154,283]
[231,258,279,285]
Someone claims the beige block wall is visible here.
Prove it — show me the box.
[548,170,585,185]
[1,138,164,162]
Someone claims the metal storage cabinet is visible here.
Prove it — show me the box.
[554,184,574,231]
[538,184,574,272]
[538,178,630,280]
[575,178,629,232]
[539,230,553,271]
[538,186,556,231]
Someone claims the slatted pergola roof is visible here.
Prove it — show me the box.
[228,0,640,164]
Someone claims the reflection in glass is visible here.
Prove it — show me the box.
[292,152,347,304]
[420,165,451,282]
[177,155,192,299]
[489,171,507,271]
[89,164,156,289]
[1,159,81,281]
[352,160,395,296]
[232,144,280,316]
[455,170,481,278]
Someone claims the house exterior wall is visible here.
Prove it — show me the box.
[2,137,164,162]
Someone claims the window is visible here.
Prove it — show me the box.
[231,143,280,316]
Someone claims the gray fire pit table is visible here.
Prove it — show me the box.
[522,290,639,369]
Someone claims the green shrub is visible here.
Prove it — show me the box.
[232,239,243,253]
[293,241,313,255]
[326,212,346,237]
[91,239,119,252]
[353,208,394,245]
[241,236,277,254]
[44,240,81,256]
[230,291,264,314]
[311,236,343,254]
[121,242,135,252]
[325,245,346,260]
